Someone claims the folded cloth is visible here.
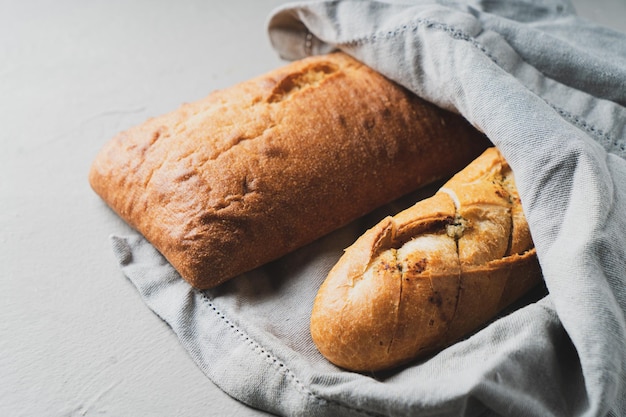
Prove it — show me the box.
[110,0,626,415]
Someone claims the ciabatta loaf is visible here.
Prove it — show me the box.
[89,52,489,289]
[310,148,542,371]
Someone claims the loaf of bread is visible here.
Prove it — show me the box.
[89,52,489,289]
[310,148,542,371]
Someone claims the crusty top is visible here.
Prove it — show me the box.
[310,148,542,371]
[89,52,489,289]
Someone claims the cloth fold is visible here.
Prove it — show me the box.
[111,1,626,415]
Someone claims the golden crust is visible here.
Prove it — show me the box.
[89,52,489,289]
[310,148,542,371]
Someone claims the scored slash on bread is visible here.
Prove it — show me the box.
[310,148,542,372]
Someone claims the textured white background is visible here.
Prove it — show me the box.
[1,1,624,416]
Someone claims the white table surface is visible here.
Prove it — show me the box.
[2,1,624,416]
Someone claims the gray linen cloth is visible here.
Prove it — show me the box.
[110,0,626,415]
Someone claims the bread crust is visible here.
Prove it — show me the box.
[310,148,542,371]
[89,52,489,289]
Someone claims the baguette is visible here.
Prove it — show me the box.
[310,147,542,371]
[89,52,489,289]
